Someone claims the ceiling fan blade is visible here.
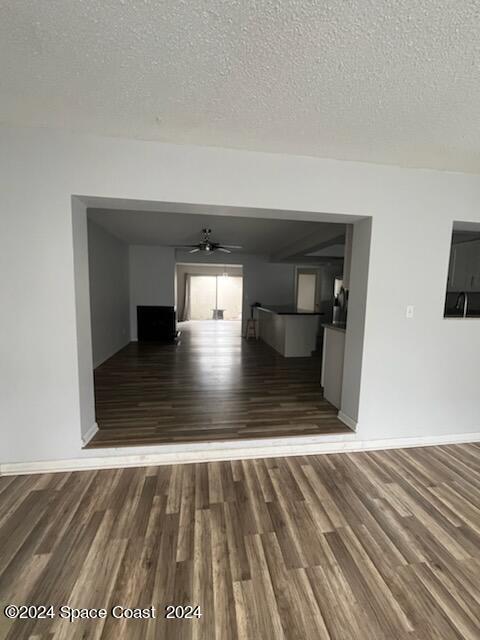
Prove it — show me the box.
[220,245,243,249]
[166,244,200,248]
[189,248,200,253]
[217,247,231,253]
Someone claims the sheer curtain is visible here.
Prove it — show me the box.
[180,273,192,321]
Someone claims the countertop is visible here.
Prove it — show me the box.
[444,314,480,319]
[322,322,347,333]
[256,305,324,316]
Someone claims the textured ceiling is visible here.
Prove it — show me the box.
[88,208,345,255]
[1,1,479,172]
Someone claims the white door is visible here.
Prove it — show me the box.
[297,272,317,312]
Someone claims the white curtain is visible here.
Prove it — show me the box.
[180,273,192,321]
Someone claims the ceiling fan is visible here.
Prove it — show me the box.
[174,228,243,254]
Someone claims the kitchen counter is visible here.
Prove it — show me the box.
[254,306,322,357]
[321,322,346,333]
[258,305,324,316]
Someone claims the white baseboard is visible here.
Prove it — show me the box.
[1,431,479,476]
[81,422,98,446]
[337,411,357,431]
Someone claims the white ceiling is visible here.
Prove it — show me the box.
[2,2,479,172]
[88,208,345,256]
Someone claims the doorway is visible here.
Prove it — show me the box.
[296,268,320,312]
[73,198,371,449]
[176,262,244,330]
[189,274,243,320]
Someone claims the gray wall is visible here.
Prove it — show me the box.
[129,245,176,340]
[340,218,372,423]
[73,201,96,440]
[87,219,130,368]
[4,124,480,467]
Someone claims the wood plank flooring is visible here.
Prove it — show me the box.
[1,443,479,639]
[89,320,348,448]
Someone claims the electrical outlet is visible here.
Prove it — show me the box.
[406,305,414,319]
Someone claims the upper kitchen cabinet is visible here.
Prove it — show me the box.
[448,239,480,291]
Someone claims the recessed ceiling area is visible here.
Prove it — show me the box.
[2,2,479,172]
[87,207,346,260]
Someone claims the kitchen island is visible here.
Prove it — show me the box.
[254,305,323,357]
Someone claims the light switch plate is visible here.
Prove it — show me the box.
[406,305,414,319]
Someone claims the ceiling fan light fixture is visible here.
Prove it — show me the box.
[173,228,243,254]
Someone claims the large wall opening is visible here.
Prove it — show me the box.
[189,274,243,321]
[72,197,371,449]
[176,262,244,324]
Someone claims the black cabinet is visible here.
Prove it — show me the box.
[137,306,177,342]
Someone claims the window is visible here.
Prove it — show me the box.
[444,222,480,318]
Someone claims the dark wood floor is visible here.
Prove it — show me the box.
[89,321,349,448]
[1,443,479,639]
